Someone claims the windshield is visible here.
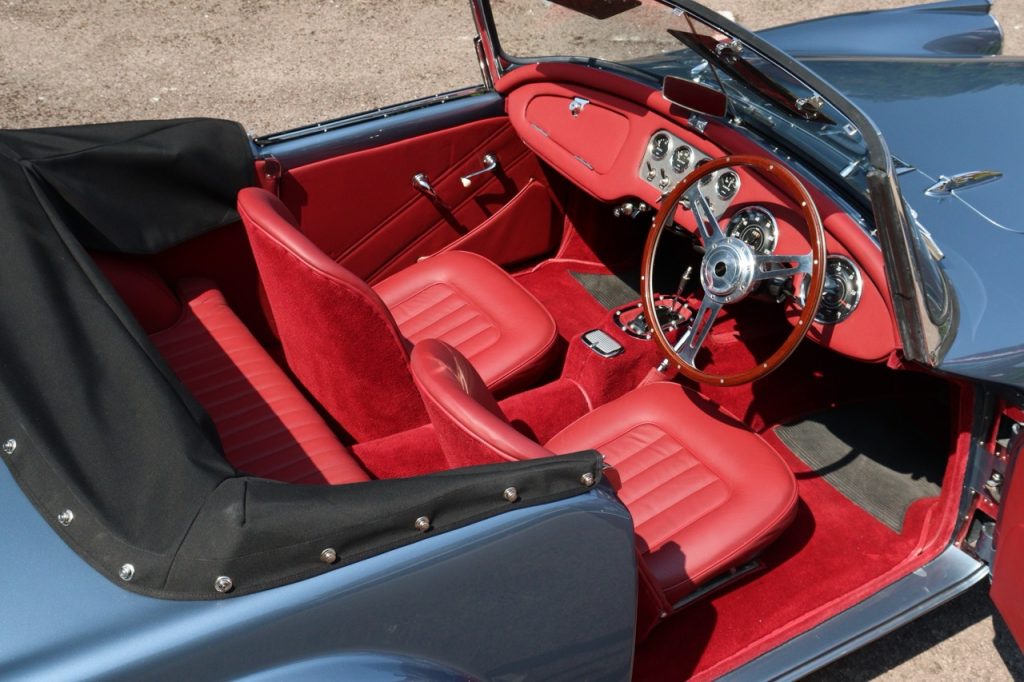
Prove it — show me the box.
[489,0,873,202]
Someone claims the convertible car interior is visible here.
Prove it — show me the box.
[82,59,968,680]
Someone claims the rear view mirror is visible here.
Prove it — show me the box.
[662,75,728,118]
[547,0,641,20]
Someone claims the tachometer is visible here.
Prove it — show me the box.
[726,206,777,254]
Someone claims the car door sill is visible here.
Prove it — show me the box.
[721,546,988,681]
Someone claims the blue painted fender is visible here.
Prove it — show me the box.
[758,0,1002,58]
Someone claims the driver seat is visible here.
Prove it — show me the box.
[410,338,798,606]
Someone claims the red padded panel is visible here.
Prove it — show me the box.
[279,117,553,283]
[546,382,798,602]
[151,281,369,485]
[375,250,558,395]
[525,95,629,173]
[439,179,560,267]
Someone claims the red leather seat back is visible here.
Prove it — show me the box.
[237,187,428,441]
[410,339,552,467]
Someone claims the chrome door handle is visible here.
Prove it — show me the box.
[460,153,499,188]
[412,172,450,210]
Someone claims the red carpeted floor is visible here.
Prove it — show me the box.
[513,251,962,681]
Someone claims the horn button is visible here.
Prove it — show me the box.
[700,238,757,303]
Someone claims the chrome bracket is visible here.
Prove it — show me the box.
[569,97,590,117]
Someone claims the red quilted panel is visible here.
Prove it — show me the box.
[151,282,370,485]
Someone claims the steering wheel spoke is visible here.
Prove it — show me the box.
[687,187,724,246]
[753,252,813,281]
[675,296,722,366]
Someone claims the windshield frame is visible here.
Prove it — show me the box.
[472,0,950,366]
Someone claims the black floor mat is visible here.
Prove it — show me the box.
[775,399,947,532]
[569,271,640,310]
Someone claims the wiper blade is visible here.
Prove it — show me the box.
[667,28,834,124]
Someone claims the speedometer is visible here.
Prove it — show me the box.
[726,206,777,254]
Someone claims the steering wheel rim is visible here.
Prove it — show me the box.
[641,154,827,386]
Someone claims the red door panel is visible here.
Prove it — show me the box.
[278,116,560,284]
[993,430,1024,648]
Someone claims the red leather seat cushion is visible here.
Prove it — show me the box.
[546,382,797,602]
[375,250,557,394]
[150,280,370,485]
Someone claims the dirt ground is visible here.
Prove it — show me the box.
[2,1,1023,680]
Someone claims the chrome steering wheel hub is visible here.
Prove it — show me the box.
[700,237,757,304]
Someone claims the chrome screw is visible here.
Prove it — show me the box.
[2,439,16,455]
[320,548,338,564]
[580,472,596,487]
[57,509,74,526]
[214,576,234,593]
[414,516,431,532]
[503,487,518,502]
[119,564,135,581]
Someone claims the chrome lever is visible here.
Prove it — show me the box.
[460,153,499,188]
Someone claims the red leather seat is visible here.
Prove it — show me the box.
[410,339,798,604]
[94,254,369,484]
[238,187,557,442]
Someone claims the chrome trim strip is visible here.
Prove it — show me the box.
[721,546,989,681]
[253,85,489,146]
[253,92,504,168]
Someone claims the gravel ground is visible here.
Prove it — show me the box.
[2,1,1023,679]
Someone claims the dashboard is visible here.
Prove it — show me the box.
[499,64,897,361]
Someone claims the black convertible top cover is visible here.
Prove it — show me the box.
[0,119,602,598]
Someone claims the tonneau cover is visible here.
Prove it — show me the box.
[0,119,602,598]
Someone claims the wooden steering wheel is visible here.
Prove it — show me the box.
[641,155,827,386]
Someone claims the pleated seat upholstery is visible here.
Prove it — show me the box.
[151,281,370,484]
[94,254,368,485]
[409,338,798,604]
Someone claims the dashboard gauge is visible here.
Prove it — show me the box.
[671,145,692,173]
[726,206,777,254]
[716,170,740,199]
[651,132,670,160]
[799,255,863,324]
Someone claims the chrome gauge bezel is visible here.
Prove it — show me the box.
[638,130,741,218]
[799,254,863,324]
[725,206,778,255]
[650,132,670,160]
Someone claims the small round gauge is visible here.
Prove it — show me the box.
[726,206,778,254]
[651,132,670,160]
[716,170,740,199]
[671,145,692,173]
[799,255,863,324]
